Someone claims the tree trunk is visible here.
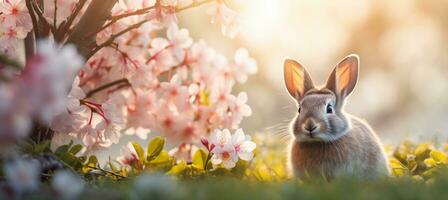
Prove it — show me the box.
[66,0,118,59]
[29,0,118,144]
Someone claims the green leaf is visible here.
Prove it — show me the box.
[78,156,87,163]
[414,143,432,161]
[167,161,187,175]
[147,137,165,161]
[17,140,34,154]
[430,150,448,164]
[69,144,83,155]
[55,140,74,155]
[0,53,22,69]
[422,167,437,178]
[424,158,437,168]
[192,149,208,170]
[59,152,83,170]
[108,156,119,172]
[82,156,98,173]
[34,140,51,154]
[149,150,171,165]
[132,142,145,162]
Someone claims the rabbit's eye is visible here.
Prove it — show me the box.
[326,104,333,114]
[298,107,301,113]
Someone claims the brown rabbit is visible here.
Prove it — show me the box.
[284,54,389,180]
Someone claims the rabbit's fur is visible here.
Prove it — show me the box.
[284,54,389,180]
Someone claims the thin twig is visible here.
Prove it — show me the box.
[176,0,216,12]
[57,0,87,42]
[25,0,39,37]
[86,165,127,179]
[88,19,150,58]
[53,0,57,28]
[66,0,118,58]
[85,78,129,98]
[97,5,156,34]
[86,0,215,58]
[31,1,51,25]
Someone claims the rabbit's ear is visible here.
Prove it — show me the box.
[283,58,314,101]
[326,54,359,99]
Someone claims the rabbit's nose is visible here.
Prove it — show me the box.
[305,124,318,132]
[303,120,319,134]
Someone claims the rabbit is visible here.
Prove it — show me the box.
[283,54,389,180]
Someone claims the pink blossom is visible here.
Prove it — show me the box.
[159,75,190,109]
[210,129,238,168]
[148,38,176,72]
[102,92,127,125]
[166,23,193,62]
[209,128,256,169]
[0,1,257,151]
[0,0,32,29]
[231,128,256,161]
[206,2,240,38]
[232,48,257,83]
[51,77,88,134]
[117,142,140,166]
[168,143,198,163]
[0,84,31,139]
[20,40,84,123]
[43,0,78,26]
[126,90,157,131]
[227,92,252,129]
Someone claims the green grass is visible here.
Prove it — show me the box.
[16,174,448,200]
[11,138,448,199]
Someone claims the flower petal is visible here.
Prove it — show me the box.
[241,141,256,152]
[238,152,253,161]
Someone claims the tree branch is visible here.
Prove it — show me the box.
[86,165,127,179]
[98,5,157,34]
[56,0,87,42]
[176,0,216,12]
[53,0,57,28]
[25,0,39,38]
[30,0,52,37]
[88,19,150,58]
[85,78,129,98]
[24,32,36,60]
[84,0,217,59]
[66,0,118,58]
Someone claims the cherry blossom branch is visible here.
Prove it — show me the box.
[176,0,216,12]
[85,78,130,98]
[88,19,150,58]
[53,0,57,28]
[30,1,52,29]
[66,0,118,58]
[97,5,157,34]
[25,0,40,38]
[111,46,140,69]
[87,0,216,59]
[55,0,88,42]
[24,33,36,59]
[86,165,127,179]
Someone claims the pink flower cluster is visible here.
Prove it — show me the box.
[118,128,256,169]
[0,0,32,56]
[207,128,256,169]
[0,0,256,150]
[0,40,83,142]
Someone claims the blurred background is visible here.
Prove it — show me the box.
[180,0,448,144]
